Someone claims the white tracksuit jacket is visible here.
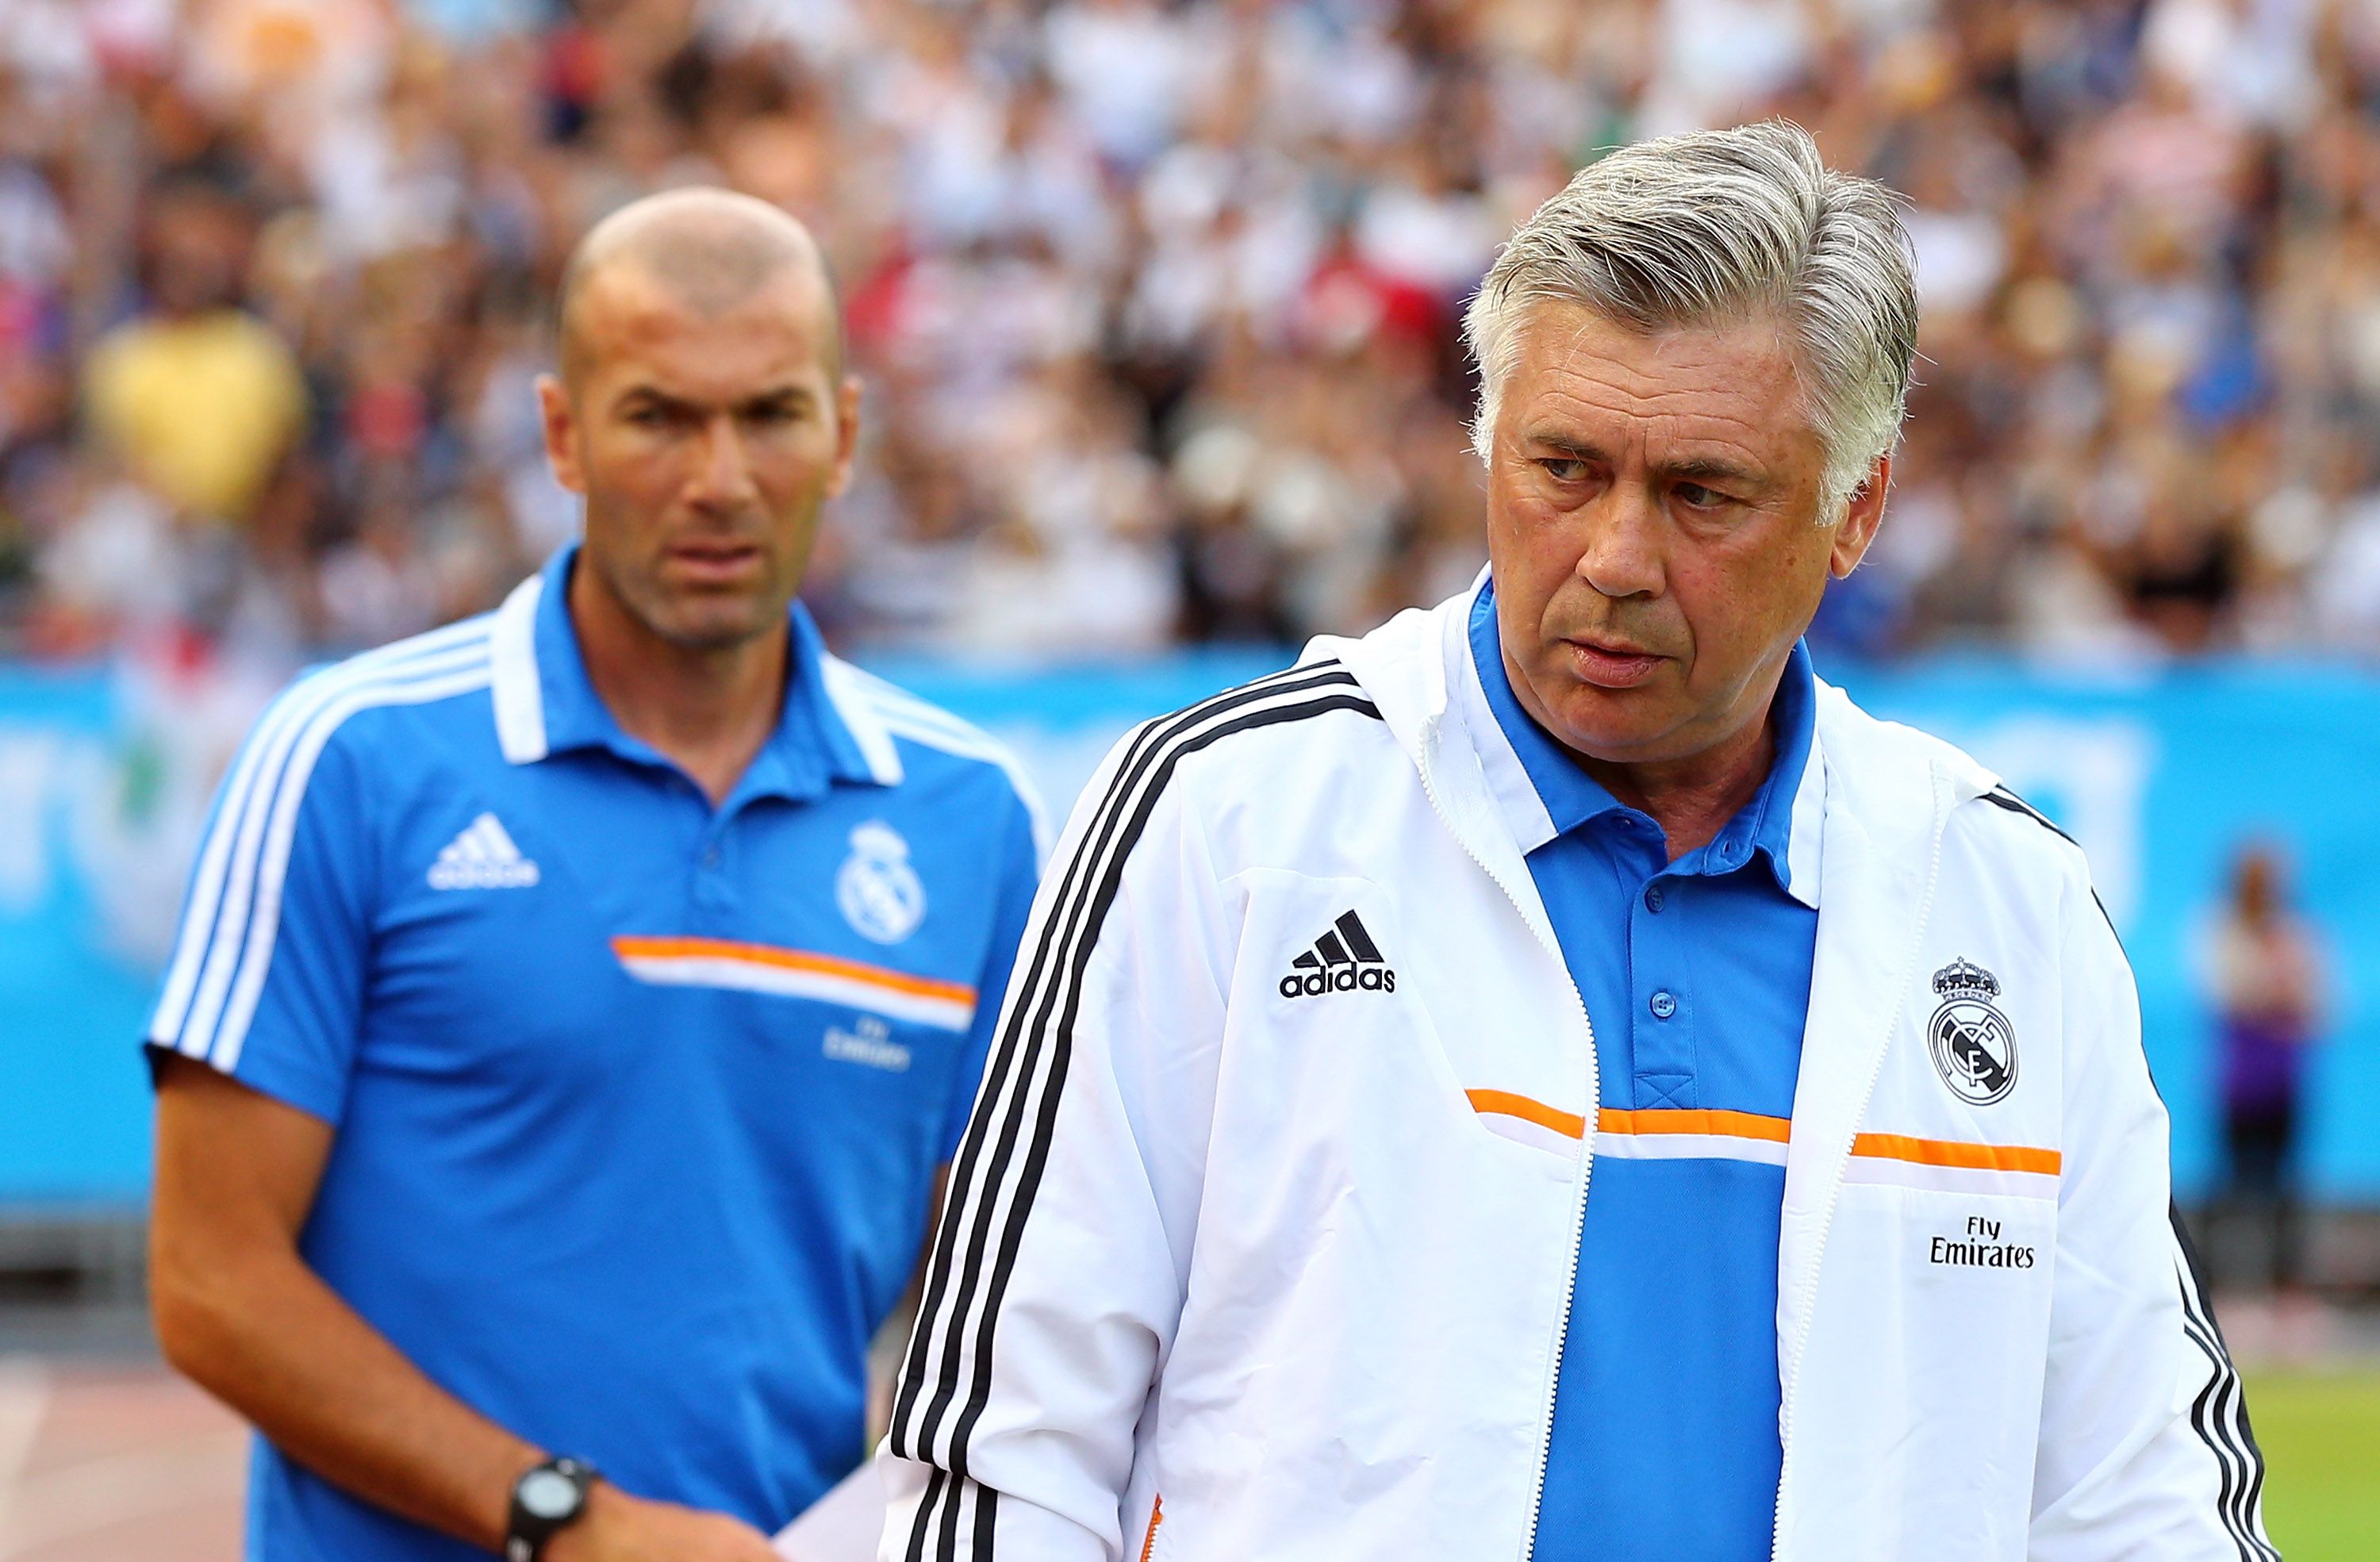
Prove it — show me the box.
[880,583,2274,1562]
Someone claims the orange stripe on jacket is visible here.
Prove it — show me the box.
[608,935,976,1004]
[1139,1495,1163,1562]
[1470,1092,2059,1176]
[1466,1089,1587,1140]
[1465,1094,1798,1145]
[1852,1132,2062,1176]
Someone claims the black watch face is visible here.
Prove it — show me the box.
[519,1468,582,1521]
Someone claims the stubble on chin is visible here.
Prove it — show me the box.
[650,596,781,654]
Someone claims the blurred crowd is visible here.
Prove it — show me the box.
[4,0,2380,672]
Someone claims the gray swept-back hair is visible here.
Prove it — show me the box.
[1462,121,1919,523]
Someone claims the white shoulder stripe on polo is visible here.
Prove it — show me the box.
[816,655,904,785]
[838,666,1042,797]
[871,710,1052,858]
[843,668,1042,764]
[170,645,493,1062]
[825,657,1054,855]
[205,655,497,1073]
[868,697,1010,759]
[152,622,492,1038]
[166,639,493,1061]
[844,671,976,737]
[828,663,994,737]
[150,622,492,1045]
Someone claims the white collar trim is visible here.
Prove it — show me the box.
[1448,604,1559,857]
[1782,727,1824,909]
[490,571,548,765]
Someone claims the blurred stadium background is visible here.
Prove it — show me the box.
[3,0,2379,1556]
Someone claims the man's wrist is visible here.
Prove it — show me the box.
[505,1455,601,1561]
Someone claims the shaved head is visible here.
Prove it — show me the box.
[556,187,843,388]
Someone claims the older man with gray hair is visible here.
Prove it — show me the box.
[880,122,2272,1562]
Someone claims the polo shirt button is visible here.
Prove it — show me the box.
[1644,885,1665,913]
[701,847,722,870]
[1649,990,1678,1020]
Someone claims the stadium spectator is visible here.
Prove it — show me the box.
[2202,839,2331,1295]
[142,190,1044,1562]
[2,0,2379,674]
[81,176,308,546]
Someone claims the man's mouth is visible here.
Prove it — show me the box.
[664,541,764,581]
[1561,636,1665,689]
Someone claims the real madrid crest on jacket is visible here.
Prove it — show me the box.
[1928,956,2017,1105]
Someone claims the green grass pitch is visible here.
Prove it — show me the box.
[2245,1370,2380,1558]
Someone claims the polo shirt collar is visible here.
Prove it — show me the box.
[1461,578,1821,908]
[486,543,897,800]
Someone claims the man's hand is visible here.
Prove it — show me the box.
[547,1483,781,1562]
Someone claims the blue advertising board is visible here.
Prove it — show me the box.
[0,667,160,1209]
[4,650,2376,1207]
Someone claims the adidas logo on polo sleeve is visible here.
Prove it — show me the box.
[1278,910,1396,999]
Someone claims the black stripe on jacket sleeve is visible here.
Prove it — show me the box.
[2169,1205,2277,1560]
[891,664,1383,1561]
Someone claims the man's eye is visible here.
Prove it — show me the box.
[624,405,670,428]
[1675,482,1731,509]
[1539,458,1588,482]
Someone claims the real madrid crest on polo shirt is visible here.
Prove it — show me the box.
[1927,957,2017,1105]
[837,821,926,944]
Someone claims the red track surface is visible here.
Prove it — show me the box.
[0,1363,243,1562]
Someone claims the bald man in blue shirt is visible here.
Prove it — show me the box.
[145,190,1041,1562]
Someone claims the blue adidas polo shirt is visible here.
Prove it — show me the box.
[1465,582,1821,1560]
[145,544,1043,1561]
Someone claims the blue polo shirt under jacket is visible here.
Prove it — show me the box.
[1465,584,1821,1560]
[145,544,1043,1561]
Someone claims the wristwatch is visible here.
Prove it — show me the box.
[505,1455,600,1562]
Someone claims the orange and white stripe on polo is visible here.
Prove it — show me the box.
[611,935,978,1032]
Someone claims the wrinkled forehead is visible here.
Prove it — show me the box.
[1507,303,1821,455]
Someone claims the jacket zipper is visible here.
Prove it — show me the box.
[1767,779,1950,1562]
[1411,742,1598,1562]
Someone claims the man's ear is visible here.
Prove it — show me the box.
[1828,453,1891,578]
[537,374,586,497]
[827,374,862,499]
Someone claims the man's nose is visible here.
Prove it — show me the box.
[686,415,759,509]
[1574,482,1665,599]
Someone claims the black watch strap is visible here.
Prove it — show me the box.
[506,1455,599,1562]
